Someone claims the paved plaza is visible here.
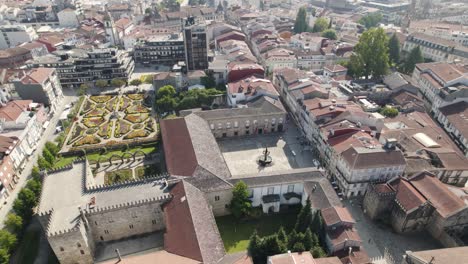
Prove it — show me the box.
[218,123,317,176]
[344,199,441,264]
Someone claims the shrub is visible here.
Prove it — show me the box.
[111,78,126,87]
[123,130,148,139]
[37,157,51,170]
[140,75,153,84]
[73,135,101,147]
[31,166,40,180]
[45,142,59,156]
[127,93,145,100]
[95,80,108,88]
[129,79,142,86]
[380,106,399,117]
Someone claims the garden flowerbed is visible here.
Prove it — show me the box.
[123,129,148,139]
[90,95,112,104]
[73,135,101,147]
[125,104,149,114]
[83,117,105,128]
[85,108,107,118]
[86,128,97,134]
[98,122,113,139]
[68,125,85,144]
[127,93,145,100]
[124,113,149,123]
[114,120,131,138]
[81,100,95,114]
[106,97,117,112]
[119,97,132,111]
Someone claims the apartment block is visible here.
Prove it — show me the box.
[133,33,185,67]
[14,68,63,114]
[27,48,134,88]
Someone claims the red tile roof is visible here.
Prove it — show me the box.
[160,118,198,177]
[21,68,54,84]
[0,100,32,122]
[394,179,427,212]
[322,206,355,227]
[409,172,466,217]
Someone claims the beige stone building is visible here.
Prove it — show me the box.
[363,171,468,248]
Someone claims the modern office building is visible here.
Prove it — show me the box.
[133,33,185,66]
[183,17,209,71]
[27,48,134,88]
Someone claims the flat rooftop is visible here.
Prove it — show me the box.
[38,161,171,236]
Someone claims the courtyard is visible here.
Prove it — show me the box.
[218,123,317,176]
[215,208,298,253]
[62,92,158,152]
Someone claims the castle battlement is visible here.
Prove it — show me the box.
[84,194,173,215]
[85,173,171,192]
[47,218,82,238]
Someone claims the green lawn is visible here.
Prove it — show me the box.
[104,168,133,184]
[53,156,76,168]
[135,163,161,178]
[16,228,41,264]
[216,211,298,253]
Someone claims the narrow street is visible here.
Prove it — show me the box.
[0,89,76,227]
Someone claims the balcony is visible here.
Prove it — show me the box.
[283,192,302,201]
[262,194,280,203]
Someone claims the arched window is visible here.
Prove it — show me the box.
[77,243,81,248]
[60,247,64,252]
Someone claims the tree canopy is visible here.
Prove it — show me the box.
[293,7,309,34]
[358,12,383,29]
[321,29,337,40]
[388,33,400,65]
[380,106,399,117]
[157,85,177,98]
[402,46,424,74]
[95,80,108,88]
[229,181,252,219]
[349,27,389,79]
[312,17,329,33]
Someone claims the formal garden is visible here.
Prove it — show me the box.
[62,92,157,152]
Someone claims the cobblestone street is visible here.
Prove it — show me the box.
[344,199,441,264]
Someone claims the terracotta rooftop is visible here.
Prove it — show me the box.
[408,172,466,217]
[327,227,361,246]
[0,100,32,122]
[0,136,17,154]
[163,181,225,264]
[227,76,277,96]
[324,64,347,73]
[268,252,316,264]
[416,62,468,85]
[340,146,406,170]
[21,67,54,84]
[321,206,355,227]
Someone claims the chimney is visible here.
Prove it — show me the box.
[385,138,397,150]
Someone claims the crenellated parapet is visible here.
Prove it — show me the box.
[83,194,172,215]
[85,173,171,193]
[47,219,82,237]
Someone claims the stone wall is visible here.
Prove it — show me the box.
[205,189,233,217]
[86,202,166,242]
[47,226,93,264]
[362,185,395,220]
